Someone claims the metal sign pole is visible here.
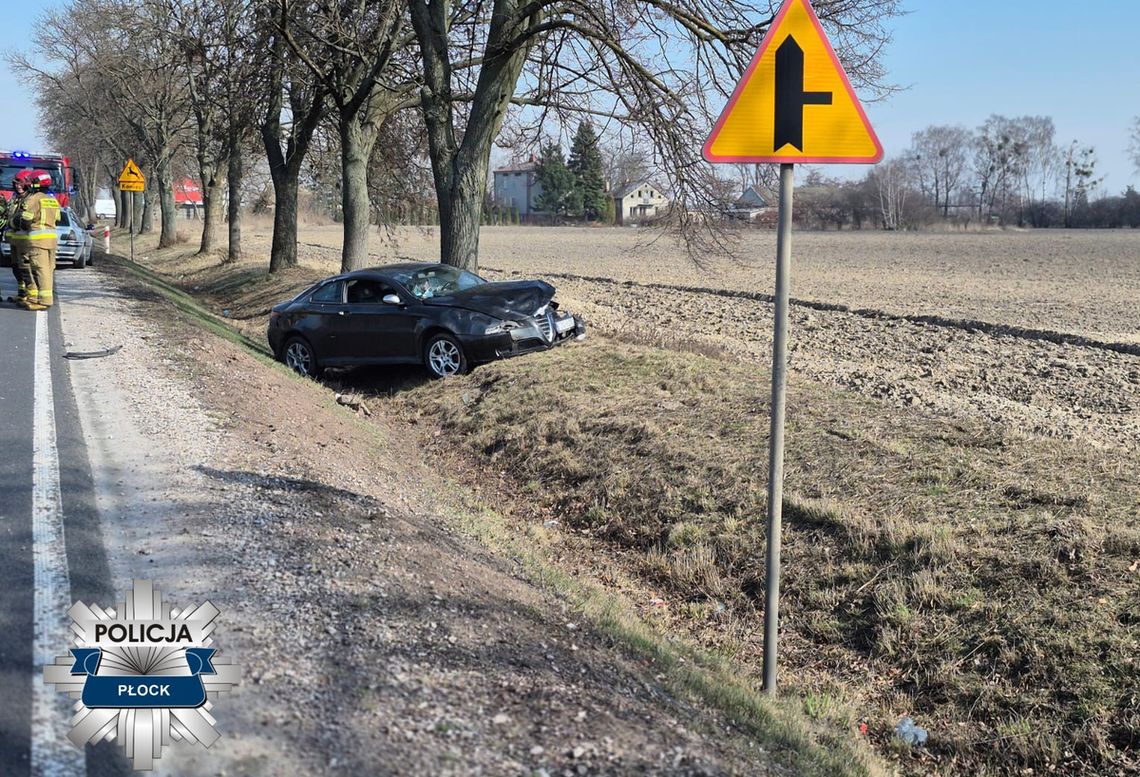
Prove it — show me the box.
[763,162,794,696]
[129,191,135,263]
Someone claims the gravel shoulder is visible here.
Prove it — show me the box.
[55,262,807,775]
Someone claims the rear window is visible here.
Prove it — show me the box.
[57,210,71,227]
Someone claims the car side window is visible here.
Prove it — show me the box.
[345,279,393,304]
[310,281,343,304]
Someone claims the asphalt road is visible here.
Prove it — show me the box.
[0,270,128,776]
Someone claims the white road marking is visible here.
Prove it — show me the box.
[31,312,87,776]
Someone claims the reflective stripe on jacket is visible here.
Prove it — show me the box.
[21,192,59,244]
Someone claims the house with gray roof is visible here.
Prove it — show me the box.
[612,181,669,225]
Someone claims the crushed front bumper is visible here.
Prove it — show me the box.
[461,314,586,364]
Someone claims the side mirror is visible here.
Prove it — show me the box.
[382,293,402,306]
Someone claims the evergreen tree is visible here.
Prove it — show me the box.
[568,121,609,221]
[534,143,577,218]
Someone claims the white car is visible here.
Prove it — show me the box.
[1,207,95,268]
[94,198,116,219]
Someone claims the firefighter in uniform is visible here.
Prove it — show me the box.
[18,170,60,311]
[6,169,33,304]
[0,188,10,289]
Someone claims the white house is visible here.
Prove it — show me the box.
[492,158,542,216]
[612,181,669,225]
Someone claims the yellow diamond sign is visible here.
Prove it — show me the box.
[703,0,882,164]
[118,158,145,192]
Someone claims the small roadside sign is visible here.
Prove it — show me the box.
[702,0,881,163]
[118,159,145,192]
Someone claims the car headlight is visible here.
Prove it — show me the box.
[64,230,77,242]
[484,320,522,335]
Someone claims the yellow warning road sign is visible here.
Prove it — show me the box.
[118,158,145,192]
[703,0,882,164]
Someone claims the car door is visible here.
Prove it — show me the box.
[294,280,353,362]
[340,278,420,362]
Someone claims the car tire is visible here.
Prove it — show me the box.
[282,335,323,379]
[424,332,469,378]
[74,251,87,269]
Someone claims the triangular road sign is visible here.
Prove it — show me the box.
[703,0,882,164]
[118,158,145,191]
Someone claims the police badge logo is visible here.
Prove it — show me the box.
[43,580,241,771]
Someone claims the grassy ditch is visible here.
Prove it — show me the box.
[388,338,1140,776]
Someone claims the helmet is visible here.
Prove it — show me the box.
[30,170,52,190]
[12,169,34,188]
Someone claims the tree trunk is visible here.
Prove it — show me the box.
[155,158,178,248]
[118,188,130,228]
[339,120,377,273]
[437,168,486,272]
[78,165,98,224]
[268,166,299,272]
[200,172,226,255]
[410,0,536,273]
[140,188,154,233]
[226,129,243,264]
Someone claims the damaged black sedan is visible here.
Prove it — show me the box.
[268,263,585,378]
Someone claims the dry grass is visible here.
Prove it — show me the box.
[389,340,1140,776]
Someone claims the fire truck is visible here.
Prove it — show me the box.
[0,150,75,207]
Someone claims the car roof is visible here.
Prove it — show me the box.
[322,263,443,284]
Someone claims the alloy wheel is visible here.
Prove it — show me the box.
[428,339,462,376]
[285,341,314,377]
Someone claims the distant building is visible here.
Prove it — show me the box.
[175,178,204,218]
[612,181,669,225]
[492,158,542,217]
[729,185,776,221]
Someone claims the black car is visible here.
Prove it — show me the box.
[268,263,585,378]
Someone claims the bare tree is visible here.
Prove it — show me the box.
[165,0,239,255]
[12,7,150,230]
[870,157,913,230]
[973,115,1025,224]
[908,125,972,218]
[409,0,901,272]
[1014,116,1058,226]
[31,71,120,224]
[603,146,654,192]
[281,0,418,272]
[260,1,330,272]
[107,1,193,247]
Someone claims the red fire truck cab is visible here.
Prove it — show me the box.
[0,151,74,207]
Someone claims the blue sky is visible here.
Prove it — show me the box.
[860,0,1140,191]
[4,1,1138,192]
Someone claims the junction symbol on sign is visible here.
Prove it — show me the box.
[702,0,882,164]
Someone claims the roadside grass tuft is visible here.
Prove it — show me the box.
[392,337,1140,776]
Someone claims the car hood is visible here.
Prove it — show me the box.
[428,280,556,319]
